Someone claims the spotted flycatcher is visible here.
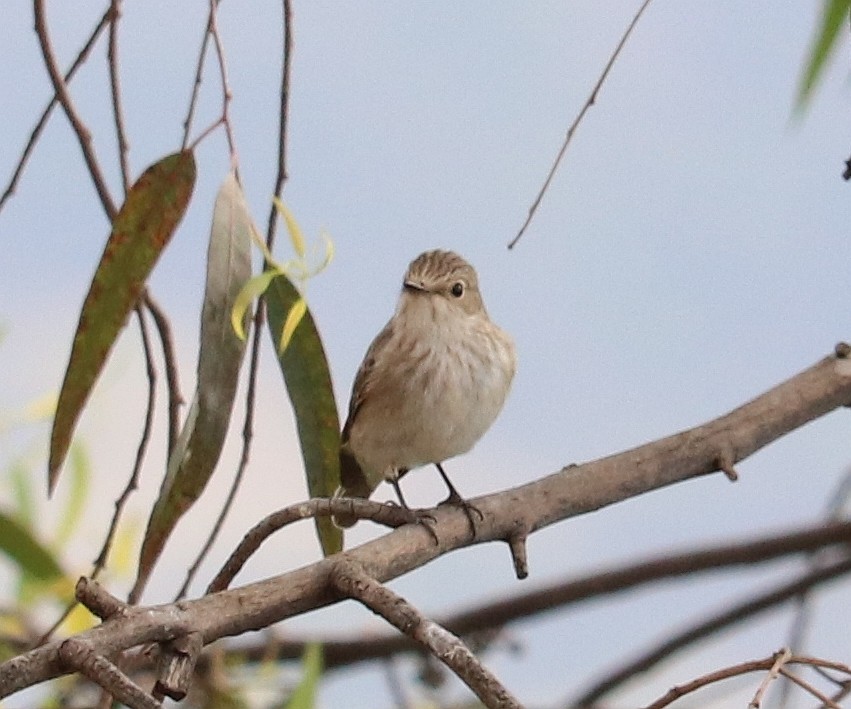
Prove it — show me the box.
[334,249,516,527]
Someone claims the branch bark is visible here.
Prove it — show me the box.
[2,346,851,698]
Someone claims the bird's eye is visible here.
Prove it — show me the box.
[451,282,464,298]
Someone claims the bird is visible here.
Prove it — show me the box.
[333,249,516,529]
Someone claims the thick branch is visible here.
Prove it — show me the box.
[331,559,522,709]
[3,347,851,697]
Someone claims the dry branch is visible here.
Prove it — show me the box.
[2,346,851,698]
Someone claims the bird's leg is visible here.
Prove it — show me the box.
[390,477,438,544]
[434,463,483,535]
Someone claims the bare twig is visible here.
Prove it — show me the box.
[181,0,221,149]
[206,0,238,169]
[508,0,655,249]
[207,498,429,594]
[35,304,157,645]
[331,559,522,709]
[175,0,294,600]
[142,291,181,456]
[778,666,843,708]
[0,8,111,214]
[107,0,131,194]
[748,647,792,708]
[94,303,158,574]
[644,653,851,709]
[570,555,851,707]
[33,0,118,219]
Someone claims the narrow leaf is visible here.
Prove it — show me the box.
[283,643,323,709]
[133,172,251,597]
[0,510,64,582]
[796,0,851,110]
[274,197,306,258]
[231,269,278,340]
[48,150,196,493]
[279,297,307,352]
[266,275,342,556]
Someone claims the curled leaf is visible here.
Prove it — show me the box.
[231,270,279,340]
[274,197,307,258]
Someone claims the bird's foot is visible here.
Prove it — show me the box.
[438,491,483,537]
[383,500,439,543]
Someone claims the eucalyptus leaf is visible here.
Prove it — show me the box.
[133,172,252,598]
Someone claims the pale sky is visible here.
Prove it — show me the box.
[2,2,851,707]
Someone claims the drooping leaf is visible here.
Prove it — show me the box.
[133,172,251,598]
[274,197,307,259]
[48,150,196,493]
[266,274,341,556]
[0,509,64,582]
[231,269,279,340]
[279,296,307,352]
[796,0,851,110]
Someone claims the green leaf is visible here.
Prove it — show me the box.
[266,275,342,556]
[0,509,64,582]
[796,0,851,110]
[283,643,323,709]
[133,172,251,598]
[48,150,196,494]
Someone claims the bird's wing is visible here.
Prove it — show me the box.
[341,319,396,444]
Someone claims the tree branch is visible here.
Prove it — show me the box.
[2,346,851,698]
[331,559,522,709]
[33,0,117,219]
[0,7,111,214]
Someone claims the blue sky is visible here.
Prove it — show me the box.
[2,2,851,707]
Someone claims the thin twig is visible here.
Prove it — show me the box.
[142,291,181,456]
[570,555,851,707]
[748,647,792,708]
[206,0,238,172]
[33,0,117,219]
[34,304,158,646]
[644,654,851,709]
[778,666,843,709]
[107,0,131,194]
[0,8,110,214]
[508,0,654,249]
[94,303,158,574]
[174,0,293,600]
[181,0,222,149]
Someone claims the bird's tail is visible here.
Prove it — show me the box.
[332,448,372,528]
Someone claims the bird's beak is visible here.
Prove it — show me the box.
[403,279,425,292]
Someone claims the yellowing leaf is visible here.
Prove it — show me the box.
[48,150,196,494]
[279,297,307,353]
[231,270,278,340]
[274,197,306,258]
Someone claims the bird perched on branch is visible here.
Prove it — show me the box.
[334,249,516,529]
